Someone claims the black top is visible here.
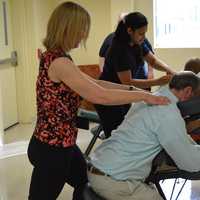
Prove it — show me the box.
[99,33,153,81]
[100,39,151,83]
[99,33,114,57]
[99,32,153,57]
[144,38,154,53]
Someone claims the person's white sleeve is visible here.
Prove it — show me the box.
[157,112,200,172]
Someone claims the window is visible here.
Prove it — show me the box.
[154,0,200,48]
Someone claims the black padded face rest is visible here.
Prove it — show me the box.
[177,96,200,118]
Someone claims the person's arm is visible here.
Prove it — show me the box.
[109,42,170,88]
[144,52,176,75]
[147,64,154,79]
[99,57,105,72]
[48,57,170,106]
[142,39,154,79]
[81,71,142,91]
[117,70,171,89]
[157,110,200,172]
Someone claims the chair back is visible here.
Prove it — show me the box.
[78,64,101,111]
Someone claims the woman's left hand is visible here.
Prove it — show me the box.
[144,93,171,105]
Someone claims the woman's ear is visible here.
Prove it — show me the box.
[127,27,133,35]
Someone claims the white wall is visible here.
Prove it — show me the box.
[55,0,111,65]
[9,0,111,122]
[10,0,56,123]
[110,0,135,31]
[9,0,200,123]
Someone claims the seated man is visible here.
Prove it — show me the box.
[184,58,200,135]
[88,71,200,200]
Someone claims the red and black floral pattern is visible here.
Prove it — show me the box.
[33,49,80,147]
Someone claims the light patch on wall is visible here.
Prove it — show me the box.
[2,1,8,46]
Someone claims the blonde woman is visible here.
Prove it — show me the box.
[27,2,170,200]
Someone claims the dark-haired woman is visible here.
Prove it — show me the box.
[95,12,175,138]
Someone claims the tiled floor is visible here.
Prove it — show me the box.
[0,123,200,200]
[0,123,95,200]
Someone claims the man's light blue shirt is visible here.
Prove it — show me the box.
[91,86,200,182]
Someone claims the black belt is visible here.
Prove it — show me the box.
[88,164,110,177]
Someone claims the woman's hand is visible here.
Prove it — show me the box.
[157,75,172,85]
[144,93,171,105]
[166,70,176,76]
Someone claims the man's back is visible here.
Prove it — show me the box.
[89,72,200,200]
[91,86,184,181]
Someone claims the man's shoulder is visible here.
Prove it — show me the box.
[147,87,179,114]
[151,103,182,126]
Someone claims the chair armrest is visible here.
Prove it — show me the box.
[78,108,100,123]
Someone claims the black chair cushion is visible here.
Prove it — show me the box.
[78,108,101,123]
[177,96,200,119]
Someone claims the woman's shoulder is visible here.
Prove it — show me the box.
[41,49,73,64]
[112,39,127,48]
[48,48,71,56]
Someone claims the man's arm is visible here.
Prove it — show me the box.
[157,109,200,172]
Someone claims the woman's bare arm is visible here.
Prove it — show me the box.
[48,57,170,106]
[144,52,176,75]
[117,70,172,88]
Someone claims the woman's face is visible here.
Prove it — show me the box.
[128,25,147,45]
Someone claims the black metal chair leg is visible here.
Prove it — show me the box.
[170,179,178,200]
[175,179,187,200]
[155,181,167,200]
[84,125,103,157]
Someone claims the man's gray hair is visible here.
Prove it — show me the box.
[169,71,200,92]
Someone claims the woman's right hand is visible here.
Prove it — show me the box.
[144,93,171,105]
[157,75,172,85]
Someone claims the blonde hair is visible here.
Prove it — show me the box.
[43,1,91,52]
